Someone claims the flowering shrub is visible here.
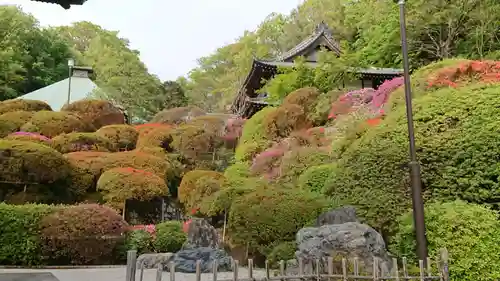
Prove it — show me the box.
[370,77,404,109]
[427,60,500,89]
[95,124,138,151]
[136,124,173,151]
[178,170,226,211]
[182,219,191,233]
[0,99,52,115]
[328,88,374,119]
[20,111,90,137]
[61,99,125,130]
[250,147,286,179]
[6,131,51,144]
[51,132,116,154]
[130,224,156,236]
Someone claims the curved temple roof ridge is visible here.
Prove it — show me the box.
[29,0,87,9]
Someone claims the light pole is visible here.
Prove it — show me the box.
[67,58,75,105]
[396,0,428,263]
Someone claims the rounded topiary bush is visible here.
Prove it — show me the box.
[178,170,226,211]
[153,221,187,252]
[40,204,129,265]
[0,119,20,137]
[278,147,333,184]
[124,229,154,255]
[51,132,116,154]
[298,164,337,193]
[0,140,71,184]
[0,99,52,115]
[267,241,296,267]
[64,151,110,188]
[20,111,91,137]
[96,167,169,210]
[238,107,276,145]
[0,111,35,128]
[325,83,500,236]
[228,187,331,255]
[283,87,320,121]
[5,132,51,145]
[61,99,125,130]
[264,103,311,140]
[136,124,173,151]
[391,200,500,281]
[151,106,205,125]
[171,124,223,159]
[95,124,138,151]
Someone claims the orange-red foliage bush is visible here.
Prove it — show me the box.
[40,204,128,265]
[427,60,500,89]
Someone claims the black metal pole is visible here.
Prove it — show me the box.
[397,0,428,262]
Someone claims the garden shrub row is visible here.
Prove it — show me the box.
[0,203,186,266]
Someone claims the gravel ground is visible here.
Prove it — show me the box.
[0,267,268,281]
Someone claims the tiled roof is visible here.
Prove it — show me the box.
[30,0,87,9]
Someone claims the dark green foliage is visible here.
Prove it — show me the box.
[125,229,154,255]
[325,83,500,236]
[153,221,187,253]
[391,201,500,281]
[228,187,331,255]
[266,241,296,267]
[298,164,337,193]
[0,203,59,266]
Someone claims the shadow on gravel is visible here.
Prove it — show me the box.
[0,273,60,281]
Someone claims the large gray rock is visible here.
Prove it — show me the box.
[165,247,233,273]
[296,222,393,276]
[315,206,358,226]
[136,253,174,269]
[184,218,219,249]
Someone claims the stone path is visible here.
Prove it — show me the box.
[0,267,267,281]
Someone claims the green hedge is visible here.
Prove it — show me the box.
[153,221,186,252]
[0,203,59,265]
[391,201,500,281]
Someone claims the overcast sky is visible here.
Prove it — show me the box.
[0,0,302,81]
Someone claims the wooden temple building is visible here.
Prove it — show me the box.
[230,22,404,118]
[30,0,87,9]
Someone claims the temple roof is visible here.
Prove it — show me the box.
[30,0,87,9]
[276,22,341,62]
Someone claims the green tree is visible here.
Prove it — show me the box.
[0,6,72,100]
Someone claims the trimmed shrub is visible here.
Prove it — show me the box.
[0,119,20,137]
[264,103,311,140]
[283,87,320,122]
[228,187,332,255]
[170,124,223,159]
[0,99,52,115]
[151,106,205,124]
[153,221,187,253]
[20,111,91,137]
[298,164,337,193]
[64,151,110,191]
[391,201,500,281]
[96,167,169,210]
[0,140,71,184]
[325,83,500,236]
[278,147,333,184]
[234,108,276,162]
[61,99,126,130]
[267,241,296,267]
[0,203,59,266]
[178,170,226,211]
[40,204,128,265]
[95,124,138,151]
[51,132,116,154]
[136,124,173,151]
[124,229,154,255]
[5,132,51,145]
[0,111,35,128]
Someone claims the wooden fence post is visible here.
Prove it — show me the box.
[126,250,137,281]
[440,248,449,281]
